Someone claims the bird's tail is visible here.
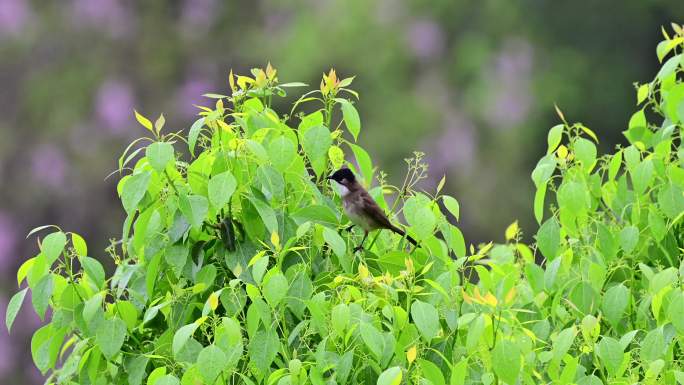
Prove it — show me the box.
[389,225,418,246]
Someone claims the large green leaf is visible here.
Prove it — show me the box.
[146,142,174,172]
[96,317,127,359]
[360,322,385,361]
[411,300,440,342]
[122,171,151,214]
[179,194,209,228]
[172,323,200,357]
[6,288,28,332]
[248,329,280,375]
[377,366,402,385]
[492,339,521,385]
[536,217,560,260]
[208,170,237,208]
[602,284,629,327]
[268,136,297,171]
[596,337,624,377]
[337,98,361,141]
[197,345,227,383]
[41,231,66,265]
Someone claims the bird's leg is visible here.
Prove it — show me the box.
[354,231,369,252]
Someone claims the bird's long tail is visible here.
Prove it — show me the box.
[389,225,418,246]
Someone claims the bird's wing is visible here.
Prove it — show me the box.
[357,190,395,230]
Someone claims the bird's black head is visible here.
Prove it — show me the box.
[327,168,356,185]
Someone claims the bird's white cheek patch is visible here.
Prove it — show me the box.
[337,184,350,197]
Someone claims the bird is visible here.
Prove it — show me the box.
[327,167,417,251]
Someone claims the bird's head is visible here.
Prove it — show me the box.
[326,167,356,188]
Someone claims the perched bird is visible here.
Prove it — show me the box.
[327,168,417,251]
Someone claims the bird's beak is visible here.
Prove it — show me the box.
[325,175,333,180]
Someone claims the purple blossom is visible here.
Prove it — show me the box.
[0,0,32,37]
[95,79,135,134]
[181,0,217,28]
[428,110,477,173]
[69,0,130,38]
[0,213,17,275]
[406,20,445,61]
[486,38,534,129]
[176,78,214,119]
[30,145,67,188]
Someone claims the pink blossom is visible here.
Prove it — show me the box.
[95,79,135,134]
[406,20,445,61]
[30,145,67,188]
[0,0,32,37]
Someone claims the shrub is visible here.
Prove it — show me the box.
[6,25,684,385]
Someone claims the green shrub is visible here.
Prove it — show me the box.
[6,26,684,385]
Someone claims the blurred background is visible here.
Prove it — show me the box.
[0,0,682,383]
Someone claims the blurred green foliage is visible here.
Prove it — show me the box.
[0,1,683,384]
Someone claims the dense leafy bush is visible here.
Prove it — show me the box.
[5,25,684,385]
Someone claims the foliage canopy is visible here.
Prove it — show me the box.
[6,25,684,385]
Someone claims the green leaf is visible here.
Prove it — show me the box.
[263,270,288,307]
[602,284,629,327]
[574,137,597,171]
[350,143,373,185]
[419,359,445,385]
[551,326,576,364]
[377,366,402,385]
[248,195,278,235]
[658,182,684,219]
[331,303,350,336]
[96,317,127,359]
[134,110,154,133]
[557,180,589,213]
[197,345,227,383]
[292,205,339,226]
[80,256,105,289]
[248,329,280,375]
[147,366,166,385]
[547,124,564,154]
[322,227,346,259]
[619,225,639,254]
[492,339,521,385]
[268,136,297,172]
[41,231,66,265]
[301,125,331,163]
[596,337,624,377]
[122,171,151,214]
[411,300,440,341]
[172,323,200,358]
[450,360,468,385]
[208,171,237,208]
[360,322,385,361]
[6,288,28,332]
[442,196,460,221]
[179,194,209,228]
[124,355,149,385]
[536,217,560,260]
[188,117,205,156]
[155,375,180,385]
[32,274,53,320]
[146,142,174,172]
[534,184,547,223]
[71,232,87,256]
[640,327,666,362]
[531,155,556,188]
[338,99,361,141]
[165,244,189,278]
